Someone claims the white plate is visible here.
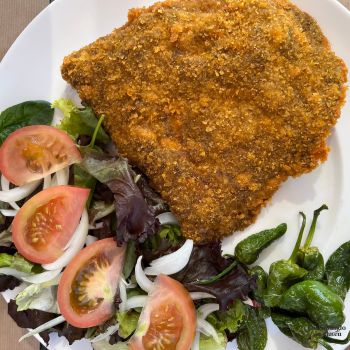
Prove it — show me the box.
[0,0,349,349]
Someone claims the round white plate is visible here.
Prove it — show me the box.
[0,0,349,349]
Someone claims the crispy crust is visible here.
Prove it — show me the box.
[61,0,347,242]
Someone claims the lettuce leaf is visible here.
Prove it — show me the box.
[0,101,54,144]
[200,332,227,350]
[185,264,256,311]
[208,299,246,334]
[0,252,38,273]
[79,148,159,245]
[116,311,139,339]
[53,98,109,143]
[15,282,58,312]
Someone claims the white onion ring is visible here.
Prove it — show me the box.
[144,240,193,276]
[88,222,104,230]
[21,269,62,284]
[1,175,20,209]
[0,209,18,217]
[43,175,51,189]
[90,324,119,343]
[191,331,200,350]
[190,292,216,300]
[0,267,32,279]
[19,315,65,342]
[0,178,41,202]
[56,167,69,186]
[156,212,179,225]
[135,256,154,293]
[125,295,147,310]
[85,235,98,246]
[197,303,219,320]
[197,319,220,343]
[119,279,127,312]
[42,209,89,270]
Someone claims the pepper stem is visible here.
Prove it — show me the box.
[89,115,105,148]
[323,331,350,345]
[318,339,334,350]
[303,204,328,249]
[197,260,238,285]
[288,212,306,263]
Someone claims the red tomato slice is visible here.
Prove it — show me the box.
[58,238,125,328]
[0,125,81,186]
[12,185,89,264]
[129,274,196,350]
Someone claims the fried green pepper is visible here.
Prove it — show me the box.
[296,205,328,281]
[271,312,327,349]
[235,224,287,265]
[263,213,308,307]
[279,280,345,328]
[237,305,267,350]
[325,240,350,300]
[249,266,267,304]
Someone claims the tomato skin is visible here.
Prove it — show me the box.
[58,238,125,328]
[129,274,196,350]
[0,125,81,186]
[12,185,89,264]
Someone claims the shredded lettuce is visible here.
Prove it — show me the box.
[116,311,140,339]
[0,253,39,274]
[15,281,58,312]
[200,332,227,350]
[52,98,109,143]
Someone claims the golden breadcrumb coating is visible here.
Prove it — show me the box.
[61,0,347,242]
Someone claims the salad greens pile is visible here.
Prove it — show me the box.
[0,98,350,350]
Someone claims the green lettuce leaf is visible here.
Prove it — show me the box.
[0,100,54,144]
[15,282,58,312]
[200,332,227,350]
[0,253,39,273]
[116,310,140,338]
[52,98,109,143]
[208,299,246,334]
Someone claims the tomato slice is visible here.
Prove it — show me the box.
[129,274,196,350]
[12,185,89,264]
[58,238,125,328]
[0,125,81,186]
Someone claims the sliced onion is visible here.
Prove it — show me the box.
[1,175,20,209]
[125,295,147,310]
[243,298,254,307]
[42,209,89,270]
[135,256,154,293]
[89,222,104,230]
[90,324,119,343]
[197,319,220,343]
[0,209,18,217]
[85,235,98,246]
[156,212,179,225]
[0,267,31,279]
[191,330,200,350]
[119,279,127,312]
[145,239,193,276]
[197,303,219,320]
[43,175,51,189]
[0,179,41,202]
[190,292,216,300]
[21,268,62,284]
[19,315,65,342]
[56,167,69,186]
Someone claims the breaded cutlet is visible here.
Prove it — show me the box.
[61,0,347,242]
